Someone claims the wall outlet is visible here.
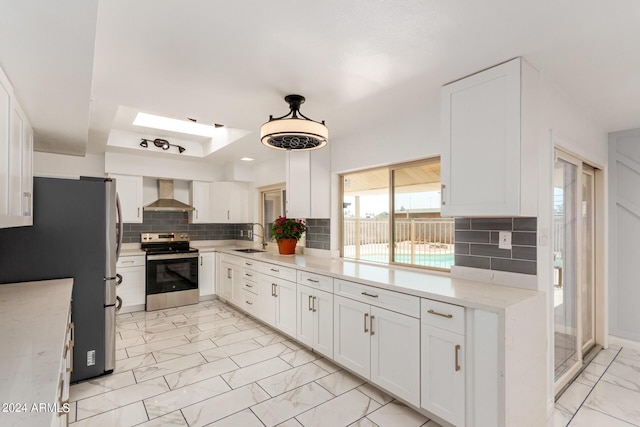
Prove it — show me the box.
[498,231,512,250]
[87,350,96,366]
[248,230,253,239]
[240,230,243,237]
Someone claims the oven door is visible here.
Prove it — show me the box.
[146,253,199,295]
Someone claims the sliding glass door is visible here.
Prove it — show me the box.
[553,150,597,393]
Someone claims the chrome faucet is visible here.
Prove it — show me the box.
[252,223,268,250]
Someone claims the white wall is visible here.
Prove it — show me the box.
[34,152,105,178]
[104,152,225,182]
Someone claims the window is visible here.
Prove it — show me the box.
[259,184,286,247]
[341,158,453,270]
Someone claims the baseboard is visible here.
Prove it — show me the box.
[609,335,640,351]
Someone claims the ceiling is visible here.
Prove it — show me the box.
[2,1,639,166]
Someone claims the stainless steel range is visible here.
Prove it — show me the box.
[141,232,199,311]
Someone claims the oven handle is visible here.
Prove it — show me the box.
[147,252,200,261]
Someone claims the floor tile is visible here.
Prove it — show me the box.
[133,352,206,382]
[584,380,640,424]
[258,362,330,397]
[143,375,230,419]
[316,370,365,396]
[119,322,177,339]
[69,401,148,427]
[575,361,607,387]
[135,411,188,427]
[279,348,321,367]
[173,312,222,327]
[212,327,266,346]
[296,389,381,427]
[276,419,304,427]
[76,377,168,420]
[152,339,217,362]
[126,336,190,357]
[143,325,201,343]
[221,357,292,388]
[231,342,292,367]
[190,316,243,332]
[616,350,640,370]
[254,332,289,346]
[164,357,239,390]
[181,383,270,427]
[200,339,264,362]
[70,371,136,402]
[570,405,635,426]
[68,401,76,423]
[116,335,146,350]
[115,349,128,361]
[357,383,394,405]
[424,420,443,427]
[207,408,265,427]
[555,381,592,419]
[367,400,428,427]
[137,313,190,327]
[251,382,334,427]
[185,324,241,342]
[593,348,620,366]
[348,418,379,427]
[114,353,156,374]
[313,358,342,374]
[601,360,640,393]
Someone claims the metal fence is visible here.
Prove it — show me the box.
[343,218,454,269]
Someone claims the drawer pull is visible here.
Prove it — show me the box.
[245,283,253,288]
[308,295,313,311]
[455,344,461,371]
[227,268,232,279]
[364,312,369,333]
[428,309,453,319]
[370,315,375,336]
[122,260,135,264]
[245,262,252,266]
[273,283,278,297]
[245,273,253,277]
[270,268,280,273]
[246,300,253,305]
[361,292,379,298]
[307,278,320,283]
[313,296,317,312]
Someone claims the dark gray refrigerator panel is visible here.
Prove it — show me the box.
[0,176,117,382]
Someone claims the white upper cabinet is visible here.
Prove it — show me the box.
[0,66,33,228]
[211,181,249,223]
[286,148,331,219]
[110,174,143,223]
[440,57,538,217]
[190,180,211,223]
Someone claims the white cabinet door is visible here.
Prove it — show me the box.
[211,181,249,223]
[190,181,211,223]
[229,264,243,306]
[441,57,537,217]
[8,105,23,217]
[258,275,277,327]
[286,149,331,219]
[219,261,236,301]
[21,124,32,218]
[116,267,146,309]
[199,253,215,297]
[111,174,143,223]
[370,306,420,407]
[297,284,315,348]
[421,324,465,427]
[274,279,297,337]
[313,288,333,358]
[0,77,9,217]
[333,295,370,378]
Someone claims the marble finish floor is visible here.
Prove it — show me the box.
[69,300,441,427]
[553,345,640,426]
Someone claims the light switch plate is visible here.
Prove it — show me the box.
[498,231,512,250]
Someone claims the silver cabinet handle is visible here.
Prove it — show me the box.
[227,210,230,220]
[245,283,253,288]
[361,292,379,298]
[245,273,253,277]
[427,309,453,319]
[307,278,319,283]
[370,315,375,336]
[364,312,369,333]
[308,295,313,311]
[227,268,232,279]
[441,184,446,206]
[23,192,32,216]
[270,268,279,273]
[138,207,140,218]
[455,344,461,371]
[313,296,317,312]
[246,300,253,305]
[195,209,198,219]
[115,296,123,312]
[200,256,203,266]
[116,273,123,286]
[272,283,278,297]
[245,262,252,266]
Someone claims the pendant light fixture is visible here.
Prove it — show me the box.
[260,95,328,150]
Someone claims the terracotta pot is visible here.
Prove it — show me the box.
[277,238,297,255]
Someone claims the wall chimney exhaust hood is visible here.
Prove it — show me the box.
[144,179,195,211]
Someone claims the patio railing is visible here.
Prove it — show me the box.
[343,218,454,269]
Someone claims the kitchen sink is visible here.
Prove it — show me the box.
[234,248,265,253]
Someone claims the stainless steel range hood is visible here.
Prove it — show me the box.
[144,179,195,212]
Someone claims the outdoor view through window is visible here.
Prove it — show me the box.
[342,158,454,270]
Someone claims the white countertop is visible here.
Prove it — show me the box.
[218,249,540,312]
[0,278,73,427]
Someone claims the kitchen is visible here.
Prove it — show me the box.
[1,1,640,427]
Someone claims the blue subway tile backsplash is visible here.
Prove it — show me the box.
[454,217,537,275]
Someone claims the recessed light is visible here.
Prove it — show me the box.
[240,157,255,162]
[133,112,220,137]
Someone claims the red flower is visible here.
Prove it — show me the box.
[276,220,281,226]
[293,227,298,232]
[276,228,283,234]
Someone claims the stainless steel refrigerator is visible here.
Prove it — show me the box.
[0,176,122,382]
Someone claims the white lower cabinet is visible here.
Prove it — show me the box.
[116,255,145,312]
[258,275,297,336]
[333,295,420,406]
[297,284,333,358]
[421,298,465,427]
[220,260,242,304]
[198,253,215,297]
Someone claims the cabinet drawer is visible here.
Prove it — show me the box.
[116,255,145,268]
[241,259,258,269]
[334,279,419,318]
[256,262,297,282]
[297,271,333,293]
[220,254,243,266]
[241,289,259,316]
[242,268,258,282]
[421,299,465,334]
[242,277,259,295]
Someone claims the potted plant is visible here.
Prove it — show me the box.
[270,216,306,255]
